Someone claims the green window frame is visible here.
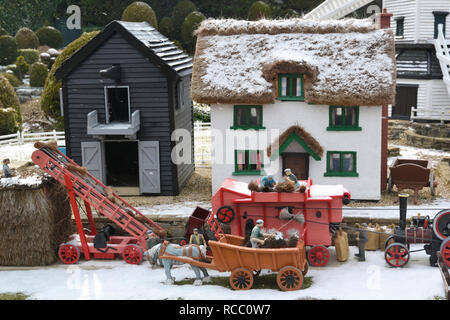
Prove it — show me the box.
[231,105,265,130]
[395,17,404,37]
[327,106,362,131]
[434,11,449,39]
[233,150,264,176]
[324,151,358,177]
[278,74,304,101]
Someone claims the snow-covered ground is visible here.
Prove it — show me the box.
[137,201,211,218]
[0,245,444,300]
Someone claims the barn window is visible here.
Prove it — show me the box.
[327,106,361,131]
[278,74,304,101]
[231,105,265,130]
[395,17,404,37]
[105,86,130,123]
[325,151,358,177]
[434,11,449,39]
[233,150,263,175]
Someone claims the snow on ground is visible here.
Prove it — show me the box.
[389,144,450,167]
[137,202,211,218]
[0,245,444,300]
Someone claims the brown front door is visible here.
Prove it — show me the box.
[282,153,309,180]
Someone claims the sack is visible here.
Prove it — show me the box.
[334,228,349,262]
[365,223,380,251]
[378,224,395,250]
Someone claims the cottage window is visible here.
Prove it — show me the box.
[105,86,130,123]
[434,11,449,39]
[395,17,404,37]
[233,150,263,175]
[327,106,361,131]
[325,151,358,177]
[278,74,304,101]
[231,105,264,130]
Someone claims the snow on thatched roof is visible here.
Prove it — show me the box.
[191,18,396,106]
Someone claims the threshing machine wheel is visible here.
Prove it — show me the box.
[216,206,235,224]
[179,239,187,246]
[58,244,81,264]
[384,242,409,267]
[229,268,253,290]
[277,266,303,291]
[307,246,330,267]
[432,209,450,241]
[122,244,143,265]
[440,237,450,267]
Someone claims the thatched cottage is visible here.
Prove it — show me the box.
[191,17,396,200]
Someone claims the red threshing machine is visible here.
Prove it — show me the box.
[32,145,166,265]
[211,178,351,267]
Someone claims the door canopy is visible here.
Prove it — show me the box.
[267,125,323,161]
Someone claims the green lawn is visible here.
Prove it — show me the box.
[0,292,29,300]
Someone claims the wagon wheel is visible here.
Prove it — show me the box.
[440,237,450,268]
[229,268,253,290]
[302,261,309,276]
[216,206,235,224]
[387,175,393,193]
[307,246,330,267]
[384,243,409,267]
[384,235,395,249]
[277,266,303,291]
[430,172,435,196]
[58,244,80,264]
[122,244,143,265]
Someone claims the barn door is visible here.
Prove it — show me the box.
[81,141,105,183]
[392,85,418,120]
[138,141,161,194]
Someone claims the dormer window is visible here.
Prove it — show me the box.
[434,11,449,39]
[278,74,304,101]
[395,17,404,37]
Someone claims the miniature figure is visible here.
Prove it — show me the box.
[2,158,12,178]
[355,223,368,261]
[250,219,271,248]
[189,228,206,246]
[284,168,300,190]
[259,175,277,191]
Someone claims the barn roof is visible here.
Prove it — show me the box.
[55,20,193,80]
[191,18,396,106]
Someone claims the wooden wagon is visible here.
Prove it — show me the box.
[160,234,308,291]
[388,158,436,204]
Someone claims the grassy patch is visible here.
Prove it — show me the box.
[0,292,29,300]
[175,274,313,291]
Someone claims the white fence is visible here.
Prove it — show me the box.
[0,123,212,167]
[0,130,65,146]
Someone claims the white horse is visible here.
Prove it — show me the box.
[145,242,211,286]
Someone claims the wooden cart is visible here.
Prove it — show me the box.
[388,159,436,204]
[160,234,308,291]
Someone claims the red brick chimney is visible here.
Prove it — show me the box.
[377,8,393,193]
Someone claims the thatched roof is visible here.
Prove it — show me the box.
[191,18,396,106]
[267,125,324,160]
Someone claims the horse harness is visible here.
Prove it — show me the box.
[159,241,206,261]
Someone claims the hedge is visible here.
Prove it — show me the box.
[36,26,63,49]
[248,1,273,20]
[41,31,99,126]
[0,36,18,65]
[181,11,206,54]
[122,2,158,29]
[29,62,48,87]
[0,74,22,133]
[172,0,197,35]
[18,49,40,65]
[15,27,39,49]
[159,16,174,39]
[0,72,21,87]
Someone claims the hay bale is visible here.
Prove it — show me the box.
[275,180,295,193]
[0,168,73,266]
[248,180,259,192]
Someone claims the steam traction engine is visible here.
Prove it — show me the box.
[211,178,351,267]
[384,194,450,268]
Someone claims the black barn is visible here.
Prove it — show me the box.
[55,21,194,196]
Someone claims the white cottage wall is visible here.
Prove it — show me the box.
[211,102,382,200]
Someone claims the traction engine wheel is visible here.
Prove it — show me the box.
[122,244,143,265]
[432,209,450,241]
[277,266,303,291]
[384,235,395,249]
[385,243,409,267]
[216,206,235,224]
[58,244,81,264]
[440,237,450,268]
[307,246,330,267]
[229,268,253,290]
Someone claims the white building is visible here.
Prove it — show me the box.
[383,0,450,120]
[191,18,396,200]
